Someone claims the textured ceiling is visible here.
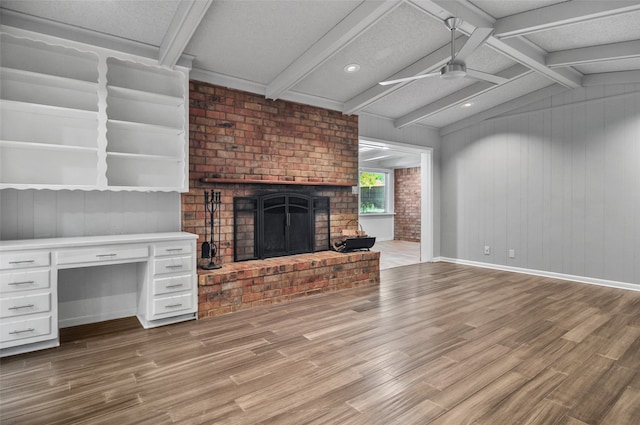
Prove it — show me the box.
[1,0,179,45]
[1,0,639,153]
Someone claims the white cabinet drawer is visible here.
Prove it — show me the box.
[153,274,192,296]
[57,245,149,265]
[152,293,193,317]
[0,269,50,293]
[154,256,193,275]
[0,292,51,319]
[0,251,50,270]
[1,315,52,344]
[155,242,193,257]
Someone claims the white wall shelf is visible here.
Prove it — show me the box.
[106,85,184,107]
[0,30,189,192]
[0,140,98,153]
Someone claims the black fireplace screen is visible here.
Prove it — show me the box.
[234,193,330,261]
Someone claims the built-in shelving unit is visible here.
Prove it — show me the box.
[105,58,187,191]
[0,31,189,192]
[0,34,100,189]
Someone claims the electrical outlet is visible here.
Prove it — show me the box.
[508,249,515,258]
[484,245,491,255]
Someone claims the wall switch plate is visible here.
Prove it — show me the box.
[352,186,358,195]
[508,249,515,258]
[484,245,491,255]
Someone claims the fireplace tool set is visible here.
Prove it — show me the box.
[201,190,222,270]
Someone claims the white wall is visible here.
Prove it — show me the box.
[360,213,394,241]
[0,189,181,240]
[440,84,640,286]
[358,113,442,256]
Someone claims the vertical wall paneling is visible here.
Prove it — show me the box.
[0,190,180,240]
[84,191,110,236]
[584,86,605,279]
[34,190,57,239]
[56,191,85,237]
[441,84,640,286]
[571,89,587,276]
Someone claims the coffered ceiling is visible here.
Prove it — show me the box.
[1,0,639,137]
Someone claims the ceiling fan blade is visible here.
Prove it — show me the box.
[465,69,508,85]
[379,72,439,86]
[453,27,493,63]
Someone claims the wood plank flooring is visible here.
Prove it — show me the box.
[1,262,639,424]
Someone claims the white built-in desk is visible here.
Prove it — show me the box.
[0,232,198,357]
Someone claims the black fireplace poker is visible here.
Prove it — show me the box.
[201,190,222,270]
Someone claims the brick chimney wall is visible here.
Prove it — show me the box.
[182,81,360,265]
[394,167,421,242]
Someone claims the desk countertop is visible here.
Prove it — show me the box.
[0,232,197,251]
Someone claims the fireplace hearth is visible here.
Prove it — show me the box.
[233,192,330,261]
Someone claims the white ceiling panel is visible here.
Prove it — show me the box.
[468,0,569,19]
[1,0,179,46]
[362,75,476,117]
[525,9,640,51]
[185,0,361,85]
[362,44,516,117]
[291,2,449,102]
[417,72,555,128]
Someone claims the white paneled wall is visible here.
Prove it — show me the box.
[0,189,180,240]
[441,84,640,286]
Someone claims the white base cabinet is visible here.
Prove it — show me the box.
[0,232,198,357]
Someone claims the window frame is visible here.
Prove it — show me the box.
[358,168,393,214]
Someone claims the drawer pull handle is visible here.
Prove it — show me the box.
[9,280,36,285]
[9,328,35,335]
[96,254,117,258]
[8,304,35,310]
[166,303,183,308]
[166,265,183,269]
[166,284,184,288]
[9,260,35,264]
[166,248,183,252]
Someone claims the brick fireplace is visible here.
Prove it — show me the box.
[182,81,380,318]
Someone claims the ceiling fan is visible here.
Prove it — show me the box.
[379,17,507,86]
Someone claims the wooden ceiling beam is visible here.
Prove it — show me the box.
[547,40,640,67]
[494,1,640,39]
[159,0,213,68]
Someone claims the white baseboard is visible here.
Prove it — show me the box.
[432,257,639,292]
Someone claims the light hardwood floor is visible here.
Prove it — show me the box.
[371,239,420,270]
[1,262,639,424]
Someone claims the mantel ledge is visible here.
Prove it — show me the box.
[199,177,355,187]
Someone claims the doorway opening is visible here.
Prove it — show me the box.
[358,138,433,270]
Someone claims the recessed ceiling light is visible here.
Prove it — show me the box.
[462,102,473,108]
[344,63,360,73]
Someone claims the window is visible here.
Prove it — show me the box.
[359,170,388,213]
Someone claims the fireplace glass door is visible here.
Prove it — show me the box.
[262,194,311,258]
[234,192,330,261]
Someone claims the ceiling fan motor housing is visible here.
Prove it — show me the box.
[441,62,466,79]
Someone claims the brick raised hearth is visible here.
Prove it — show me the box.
[198,250,379,318]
